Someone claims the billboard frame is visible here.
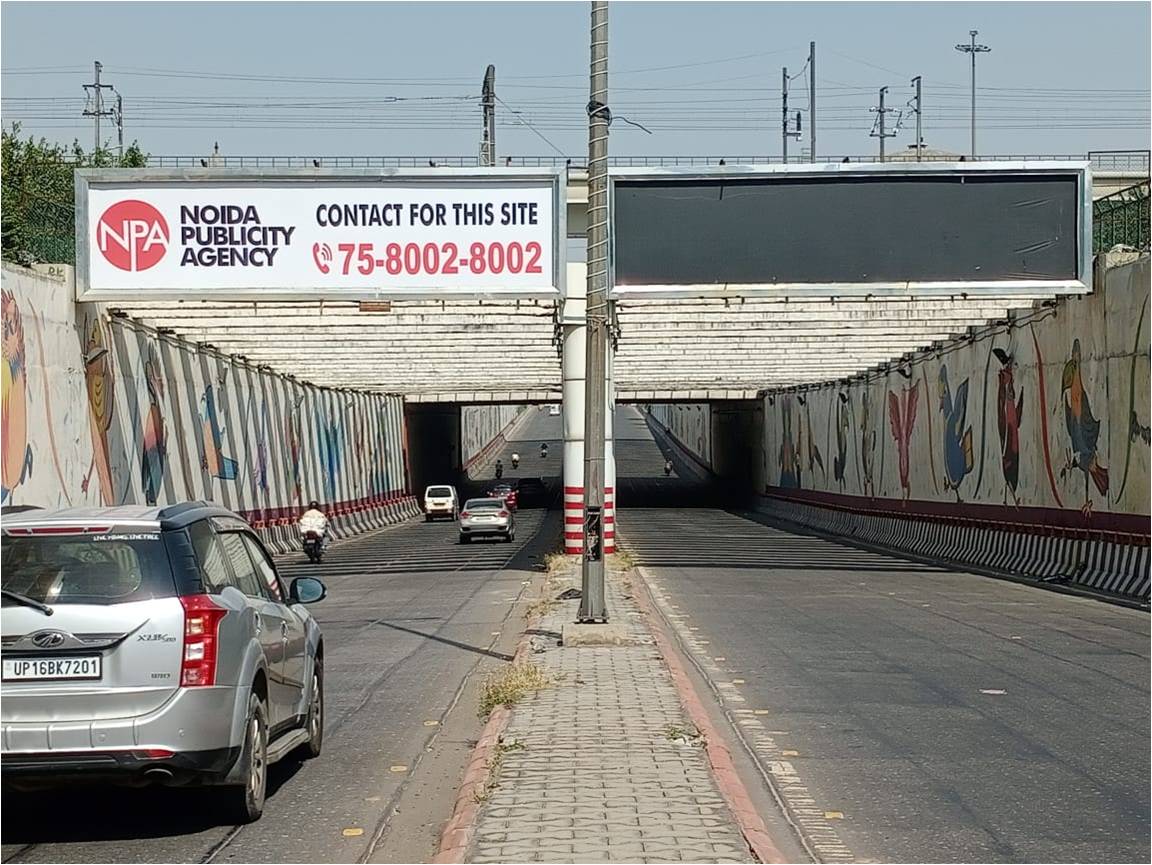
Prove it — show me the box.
[75,166,567,302]
[608,160,1093,299]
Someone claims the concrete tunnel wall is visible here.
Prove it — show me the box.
[1,263,422,552]
[760,253,1151,601]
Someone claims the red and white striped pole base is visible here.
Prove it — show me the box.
[564,485,615,555]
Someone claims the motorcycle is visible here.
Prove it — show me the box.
[511,453,520,469]
[664,459,674,477]
[539,444,549,460]
[302,529,324,564]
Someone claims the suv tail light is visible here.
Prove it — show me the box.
[460,511,470,519]
[179,595,227,687]
[498,510,510,518]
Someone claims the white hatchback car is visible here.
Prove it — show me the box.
[423,485,459,521]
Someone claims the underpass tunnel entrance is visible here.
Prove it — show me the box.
[613,401,762,509]
[405,402,565,509]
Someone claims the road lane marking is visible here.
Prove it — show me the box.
[390,765,409,772]
[343,828,365,837]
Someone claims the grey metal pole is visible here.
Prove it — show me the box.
[912,76,922,161]
[579,0,609,623]
[878,86,888,162]
[955,31,990,158]
[781,66,788,164]
[93,61,102,154]
[116,94,124,162]
[969,41,975,156]
[482,65,496,166]
[809,41,816,162]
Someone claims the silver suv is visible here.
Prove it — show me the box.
[1,503,327,823]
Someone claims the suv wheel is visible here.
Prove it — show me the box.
[298,661,324,760]
[222,693,268,823]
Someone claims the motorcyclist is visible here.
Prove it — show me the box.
[511,452,520,469]
[664,458,674,477]
[540,443,549,459]
[299,500,329,548]
[495,460,504,480]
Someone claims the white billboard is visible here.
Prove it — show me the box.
[75,168,565,301]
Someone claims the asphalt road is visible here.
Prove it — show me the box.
[614,408,1152,864]
[1,472,559,864]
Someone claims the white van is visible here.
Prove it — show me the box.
[548,405,561,416]
[423,485,459,521]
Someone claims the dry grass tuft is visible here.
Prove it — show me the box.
[478,663,553,719]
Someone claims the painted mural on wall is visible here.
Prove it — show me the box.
[763,255,1152,526]
[461,405,528,464]
[0,263,408,515]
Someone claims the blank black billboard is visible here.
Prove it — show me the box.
[612,173,1081,286]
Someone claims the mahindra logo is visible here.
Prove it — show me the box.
[30,630,68,649]
[97,200,169,272]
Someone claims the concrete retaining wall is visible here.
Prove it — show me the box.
[1,263,418,553]
[644,404,711,467]
[761,254,1151,601]
[461,405,531,479]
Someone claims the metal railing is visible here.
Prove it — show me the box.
[1093,180,1151,253]
[145,151,1151,173]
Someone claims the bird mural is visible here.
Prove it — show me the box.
[887,382,919,502]
[802,399,824,480]
[199,385,238,480]
[1059,338,1109,515]
[860,389,877,497]
[937,365,974,500]
[2,290,33,503]
[832,394,851,489]
[992,348,1025,506]
[141,347,167,505]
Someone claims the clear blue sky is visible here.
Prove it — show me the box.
[2,1,1148,160]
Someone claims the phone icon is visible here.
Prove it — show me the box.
[313,242,332,274]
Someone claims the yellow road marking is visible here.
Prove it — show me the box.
[825,811,845,819]
[342,828,364,837]
[424,720,440,726]
[753,709,771,715]
[782,749,800,756]
[390,765,409,772]
[731,678,745,684]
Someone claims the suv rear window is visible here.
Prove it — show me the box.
[426,487,453,498]
[465,499,503,510]
[1,533,176,606]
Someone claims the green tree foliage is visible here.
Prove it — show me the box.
[2,123,148,265]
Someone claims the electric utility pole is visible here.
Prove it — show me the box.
[955,30,990,157]
[481,65,496,166]
[870,86,898,162]
[579,0,609,623]
[781,67,801,163]
[82,60,116,157]
[808,41,817,162]
[910,76,923,160]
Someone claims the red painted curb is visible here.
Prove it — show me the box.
[433,609,537,863]
[629,568,789,865]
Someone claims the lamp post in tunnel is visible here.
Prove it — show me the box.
[579,0,609,623]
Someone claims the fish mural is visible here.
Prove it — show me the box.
[252,397,270,494]
[81,314,115,503]
[937,365,974,501]
[199,385,239,480]
[2,290,33,502]
[992,348,1025,506]
[887,382,919,502]
[141,346,167,505]
[1059,338,1109,515]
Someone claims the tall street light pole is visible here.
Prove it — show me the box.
[955,30,990,158]
[579,0,609,623]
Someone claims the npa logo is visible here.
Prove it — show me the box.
[96,200,169,271]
